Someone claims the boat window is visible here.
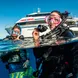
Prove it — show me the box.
[17,22,26,25]
[73,31,78,36]
[17,20,46,25]
[66,21,76,26]
[76,21,78,25]
[26,13,50,17]
[20,26,37,28]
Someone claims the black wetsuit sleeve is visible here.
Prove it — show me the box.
[61,29,75,39]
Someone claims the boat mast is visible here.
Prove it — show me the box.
[38,8,40,13]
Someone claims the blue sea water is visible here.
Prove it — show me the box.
[0,40,13,78]
[0,39,36,78]
[0,37,78,78]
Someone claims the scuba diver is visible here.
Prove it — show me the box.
[1,25,35,78]
[32,10,76,78]
[4,25,24,41]
[32,10,75,46]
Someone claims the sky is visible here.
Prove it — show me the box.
[0,0,78,38]
[0,0,78,77]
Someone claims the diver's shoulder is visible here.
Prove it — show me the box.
[3,35,12,40]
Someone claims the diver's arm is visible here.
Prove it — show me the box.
[61,29,75,40]
[33,39,40,47]
[3,35,12,40]
[23,59,29,68]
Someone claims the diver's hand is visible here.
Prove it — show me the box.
[23,59,29,68]
[55,40,66,45]
[32,28,40,47]
[32,28,39,41]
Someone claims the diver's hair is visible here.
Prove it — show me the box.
[12,24,21,31]
[51,10,62,19]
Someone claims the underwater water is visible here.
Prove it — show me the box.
[0,39,36,78]
[0,37,78,78]
[0,40,15,78]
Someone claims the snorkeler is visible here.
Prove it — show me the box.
[32,10,75,78]
[1,25,35,78]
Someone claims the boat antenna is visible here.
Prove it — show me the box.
[38,8,40,13]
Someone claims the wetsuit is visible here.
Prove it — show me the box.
[33,25,76,78]
[0,40,36,78]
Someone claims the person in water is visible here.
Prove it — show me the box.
[32,10,75,46]
[4,24,24,44]
[1,25,35,78]
[32,10,75,78]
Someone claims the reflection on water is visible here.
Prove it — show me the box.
[0,38,35,52]
[0,37,78,77]
[0,37,78,52]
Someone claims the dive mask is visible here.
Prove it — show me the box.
[12,30,20,36]
[45,16,62,26]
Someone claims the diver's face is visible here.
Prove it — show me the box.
[48,12,62,30]
[11,28,20,40]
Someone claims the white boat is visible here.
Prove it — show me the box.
[6,9,51,38]
[5,9,78,38]
[66,17,78,36]
[16,10,51,37]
